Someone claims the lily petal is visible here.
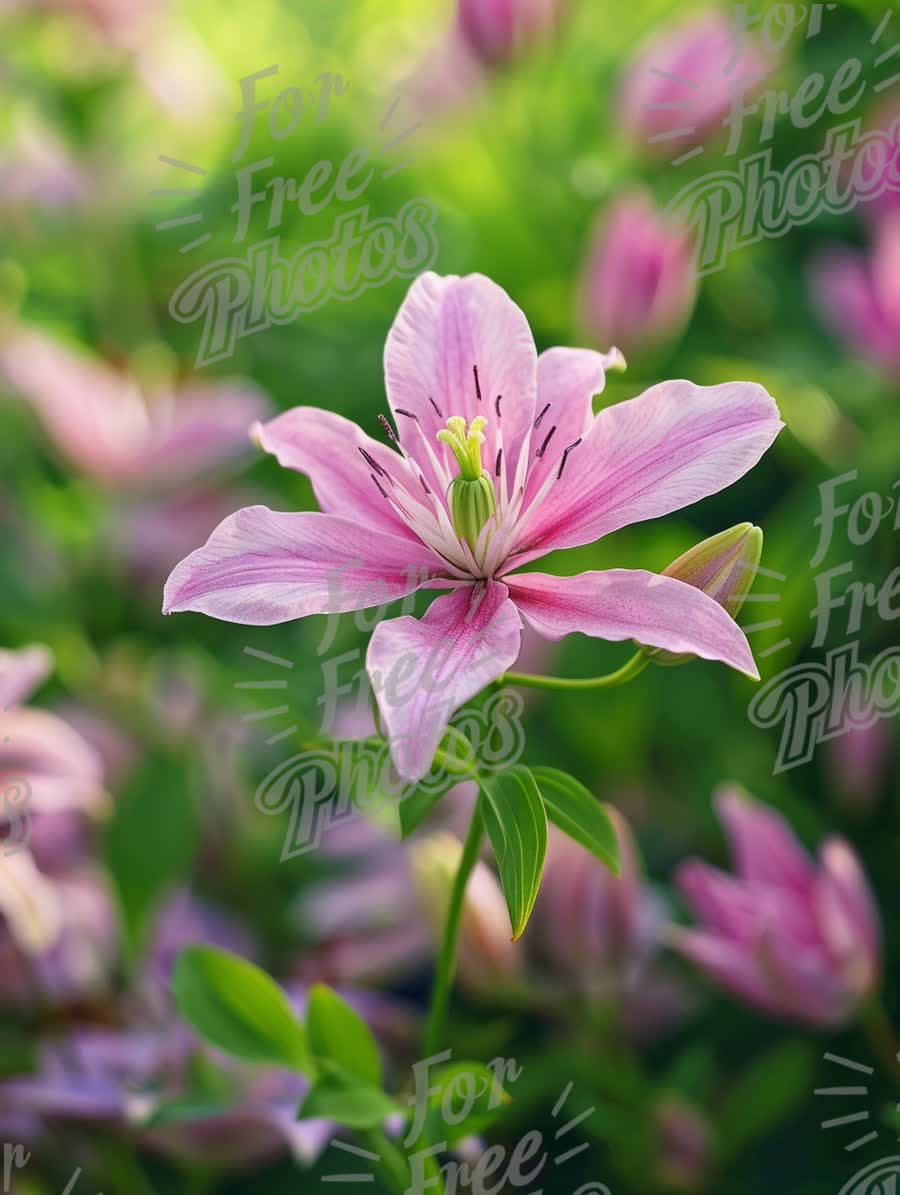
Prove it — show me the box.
[163,506,442,625]
[0,645,52,709]
[253,407,419,540]
[367,581,522,782]
[715,787,816,893]
[504,569,759,678]
[0,707,107,816]
[514,380,782,560]
[384,272,537,493]
[524,346,624,503]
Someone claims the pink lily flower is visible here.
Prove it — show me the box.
[164,272,782,781]
[810,212,900,378]
[457,0,566,65]
[673,787,881,1028]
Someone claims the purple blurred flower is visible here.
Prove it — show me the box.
[618,9,772,157]
[810,212,900,377]
[578,191,698,355]
[0,120,86,214]
[527,816,694,1042]
[673,787,881,1028]
[457,0,565,64]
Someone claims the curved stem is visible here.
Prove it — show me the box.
[860,995,900,1089]
[423,796,485,1060]
[366,1128,411,1194]
[501,649,650,691]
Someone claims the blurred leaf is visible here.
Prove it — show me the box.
[307,984,382,1088]
[421,1060,511,1149]
[102,751,198,951]
[479,765,547,940]
[531,766,620,873]
[172,946,308,1073]
[718,1041,815,1162]
[299,1072,400,1129]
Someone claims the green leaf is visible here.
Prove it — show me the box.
[172,947,308,1073]
[299,1072,400,1129]
[102,752,199,953]
[718,1042,815,1161]
[421,1061,512,1148]
[478,765,547,940]
[307,984,382,1088]
[530,766,620,874]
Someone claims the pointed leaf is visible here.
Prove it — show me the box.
[530,766,621,874]
[172,946,308,1072]
[307,984,382,1088]
[299,1071,400,1129]
[478,765,547,940]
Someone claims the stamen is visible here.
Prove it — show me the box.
[358,446,386,477]
[377,413,397,443]
[536,425,557,459]
[419,473,432,496]
[473,364,482,402]
[428,395,443,418]
[370,474,389,499]
[494,394,502,419]
[557,437,582,480]
[495,447,503,477]
[395,408,419,421]
[534,402,551,430]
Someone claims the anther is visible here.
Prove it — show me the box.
[495,447,503,477]
[473,364,482,402]
[377,413,397,443]
[494,394,502,419]
[395,408,419,421]
[534,402,551,430]
[557,437,582,479]
[358,447,386,477]
[371,474,389,499]
[428,395,443,418]
[536,425,557,459]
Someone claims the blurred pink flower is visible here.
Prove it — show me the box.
[165,271,781,782]
[0,326,268,489]
[526,816,694,1041]
[827,714,893,813]
[810,212,900,377]
[673,787,881,1028]
[457,0,565,64]
[653,1096,713,1191]
[579,190,698,356]
[618,9,772,157]
[1,644,107,818]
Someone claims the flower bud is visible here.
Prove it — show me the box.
[457,0,565,65]
[411,831,521,994]
[639,523,762,667]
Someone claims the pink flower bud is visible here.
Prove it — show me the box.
[673,787,881,1028]
[653,1096,712,1191]
[640,523,762,667]
[618,9,772,157]
[412,831,522,994]
[578,191,697,355]
[457,0,564,65]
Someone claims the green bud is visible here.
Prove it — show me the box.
[639,523,763,667]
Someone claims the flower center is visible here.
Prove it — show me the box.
[436,415,496,553]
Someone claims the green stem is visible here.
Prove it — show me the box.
[423,796,485,1060]
[366,1128,411,1194]
[860,995,900,1089]
[501,649,650,691]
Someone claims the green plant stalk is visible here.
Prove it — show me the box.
[423,795,485,1060]
[366,1128,412,1194]
[501,650,651,691]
